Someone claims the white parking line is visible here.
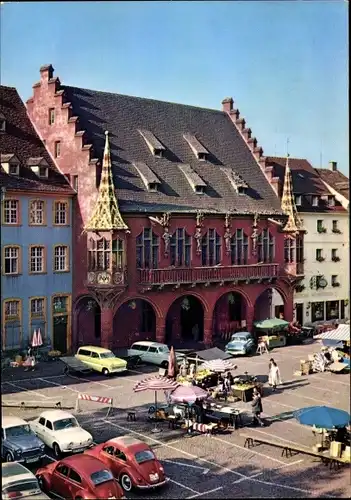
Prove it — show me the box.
[3,381,53,400]
[102,419,247,478]
[211,436,287,465]
[187,486,223,498]
[66,374,122,389]
[38,378,80,393]
[251,476,330,496]
[169,478,199,494]
[244,428,314,449]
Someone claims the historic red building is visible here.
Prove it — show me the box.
[26,64,302,352]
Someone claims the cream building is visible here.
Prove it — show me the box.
[267,156,349,325]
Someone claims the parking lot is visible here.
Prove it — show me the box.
[2,342,350,498]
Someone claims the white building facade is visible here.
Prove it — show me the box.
[294,211,349,325]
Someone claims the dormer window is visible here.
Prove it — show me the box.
[27,158,49,178]
[1,154,20,176]
[221,167,249,195]
[178,164,207,194]
[312,196,319,207]
[328,195,335,207]
[0,112,6,133]
[183,133,209,161]
[133,162,161,192]
[138,130,166,158]
[295,195,302,206]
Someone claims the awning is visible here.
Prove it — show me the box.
[186,347,232,361]
[315,324,350,341]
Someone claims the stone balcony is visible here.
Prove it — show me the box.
[138,263,279,287]
[283,262,304,278]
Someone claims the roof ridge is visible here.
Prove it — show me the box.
[62,85,225,115]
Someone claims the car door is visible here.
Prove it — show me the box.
[34,417,47,443]
[44,419,55,448]
[113,447,129,474]
[146,346,159,365]
[67,467,84,498]
[133,345,149,362]
[51,463,71,497]
[77,349,93,368]
[90,351,101,371]
[101,444,119,475]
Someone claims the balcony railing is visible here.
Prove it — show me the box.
[138,264,279,286]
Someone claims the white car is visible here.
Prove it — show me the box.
[29,410,93,458]
[2,462,50,500]
[127,341,185,368]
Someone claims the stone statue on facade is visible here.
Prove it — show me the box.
[224,213,232,254]
[194,211,204,255]
[251,212,259,256]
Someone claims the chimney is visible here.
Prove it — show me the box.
[329,161,337,171]
[40,64,54,82]
[222,97,234,113]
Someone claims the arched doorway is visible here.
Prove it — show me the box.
[113,299,156,347]
[75,297,101,348]
[165,295,204,344]
[254,288,286,322]
[213,292,247,341]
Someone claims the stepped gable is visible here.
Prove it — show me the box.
[0,85,73,193]
[315,168,349,200]
[266,156,346,213]
[59,84,283,215]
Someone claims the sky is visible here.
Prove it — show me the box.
[0,1,348,174]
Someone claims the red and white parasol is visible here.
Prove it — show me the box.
[36,328,43,347]
[31,329,39,348]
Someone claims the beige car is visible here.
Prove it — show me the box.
[2,462,50,500]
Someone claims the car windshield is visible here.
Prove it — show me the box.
[99,352,115,359]
[158,346,169,353]
[3,480,40,499]
[90,469,114,486]
[134,449,155,464]
[5,424,31,437]
[53,418,78,431]
[232,336,247,342]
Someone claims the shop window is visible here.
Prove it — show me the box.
[311,302,325,323]
[326,301,339,321]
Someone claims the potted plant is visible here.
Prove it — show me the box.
[332,256,340,262]
[48,350,61,360]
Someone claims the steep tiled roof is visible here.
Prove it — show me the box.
[0,85,74,194]
[61,85,283,215]
[315,168,349,200]
[266,156,346,213]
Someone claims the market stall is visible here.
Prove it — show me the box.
[254,318,289,349]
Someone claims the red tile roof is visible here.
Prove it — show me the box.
[315,168,349,200]
[0,85,74,194]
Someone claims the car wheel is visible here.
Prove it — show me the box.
[37,475,46,492]
[53,442,61,458]
[5,452,13,462]
[120,473,133,492]
[102,368,109,376]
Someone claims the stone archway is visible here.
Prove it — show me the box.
[165,295,204,344]
[75,296,101,348]
[212,292,248,341]
[254,287,286,322]
[113,299,156,348]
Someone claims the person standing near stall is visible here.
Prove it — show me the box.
[268,359,282,391]
[251,387,264,427]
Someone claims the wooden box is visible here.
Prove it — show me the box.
[330,441,342,458]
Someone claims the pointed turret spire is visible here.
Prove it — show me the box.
[84,131,128,231]
[281,154,301,233]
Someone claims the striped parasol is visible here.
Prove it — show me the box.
[200,359,238,373]
[31,329,39,348]
[36,328,43,347]
[167,346,177,379]
[170,384,209,404]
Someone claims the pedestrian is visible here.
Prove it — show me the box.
[268,359,282,391]
[251,387,264,427]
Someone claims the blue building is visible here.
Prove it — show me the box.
[0,85,75,354]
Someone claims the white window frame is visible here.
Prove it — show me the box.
[3,200,19,224]
[5,300,20,319]
[54,245,68,272]
[30,200,45,225]
[31,298,45,316]
[54,201,68,225]
[30,246,44,273]
[4,247,19,275]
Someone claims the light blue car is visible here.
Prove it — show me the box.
[225,332,255,356]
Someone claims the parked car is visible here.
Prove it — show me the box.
[225,332,256,356]
[127,341,184,368]
[85,436,167,492]
[1,416,45,464]
[29,410,93,458]
[36,454,125,499]
[75,346,127,376]
[2,462,51,500]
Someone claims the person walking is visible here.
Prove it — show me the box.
[268,359,282,391]
[251,387,264,426]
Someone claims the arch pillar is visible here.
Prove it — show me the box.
[204,314,213,347]
[101,307,113,350]
[246,305,255,333]
[156,315,165,344]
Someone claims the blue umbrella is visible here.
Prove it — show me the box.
[294,406,350,429]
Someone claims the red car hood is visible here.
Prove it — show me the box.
[136,459,164,484]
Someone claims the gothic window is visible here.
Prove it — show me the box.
[170,228,191,267]
[88,238,111,271]
[296,233,304,263]
[230,229,248,265]
[284,237,295,263]
[257,229,275,263]
[136,228,159,269]
[112,239,124,269]
[201,229,221,266]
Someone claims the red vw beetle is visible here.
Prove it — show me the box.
[85,436,167,492]
[36,454,125,499]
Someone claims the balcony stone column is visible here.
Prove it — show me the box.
[100,307,114,350]
[155,317,165,344]
[203,315,213,347]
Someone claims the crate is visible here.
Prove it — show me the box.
[330,441,342,458]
